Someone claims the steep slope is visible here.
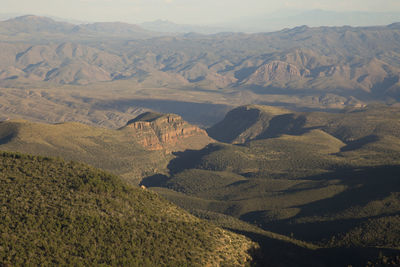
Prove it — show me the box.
[122,112,214,151]
[207,105,291,143]
[0,151,255,266]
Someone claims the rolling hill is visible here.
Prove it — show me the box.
[0,112,213,184]
[0,151,256,266]
[0,106,399,265]
[2,14,400,266]
[143,104,400,261]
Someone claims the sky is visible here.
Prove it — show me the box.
[2,0,400,25]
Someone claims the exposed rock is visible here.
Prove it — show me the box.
[244,60,310,86]
[123,112,214,151]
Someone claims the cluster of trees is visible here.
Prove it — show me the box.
[0,151,253,266]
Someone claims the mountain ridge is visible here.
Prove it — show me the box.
[1,17,400,102]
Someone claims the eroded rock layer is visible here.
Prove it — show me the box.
[124,112,214,151]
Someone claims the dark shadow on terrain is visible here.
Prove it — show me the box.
[340,134,380,152]
[207,106,263,142]
[242,165,400,242]
[235,229,325,267]
[140,174,169,188]
[234,67,258,81]
[167,144,222,174]
[257,101,344,113]
[239,85,374,101]
[242,214,378,242]
[371,76,399,97]
[92,98,232,127]
[230,229,400,267]
[295,165,400,215]
[0,133,16,145]
[239,85,321,96]
[257,113,308,138]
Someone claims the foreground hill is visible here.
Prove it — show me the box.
[0,112,213,183]
[1,106,399,265]
[0,151,255,265]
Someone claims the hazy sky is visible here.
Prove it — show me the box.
[2,0,400,24]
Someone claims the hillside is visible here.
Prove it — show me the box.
[207,105,292,143]
[1,105,399,265]
[0,151,256,266]
[3,17,400,129]
[0,16,400,106]
[209,104,400,147]
[0,112,213,183]
[144,104,400,261]
[2,14,400,265]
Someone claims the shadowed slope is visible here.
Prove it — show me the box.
[150,104,400,254]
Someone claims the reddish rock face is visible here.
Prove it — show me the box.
[123,113,213,151]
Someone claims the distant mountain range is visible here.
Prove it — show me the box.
[228,10,400,32]
[140,19,228,34]
[1,15,400,105]
[0,15,161,40]
[2,10,400,33]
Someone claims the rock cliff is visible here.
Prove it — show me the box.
[123,112,214,151]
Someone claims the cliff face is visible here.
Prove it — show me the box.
[123,112,214,151]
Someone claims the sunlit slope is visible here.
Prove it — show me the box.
[0,119,169,184]
[0,113,213,184]
[0,151,255,266]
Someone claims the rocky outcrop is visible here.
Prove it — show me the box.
[123,112,214,151]
[244,60,310,86]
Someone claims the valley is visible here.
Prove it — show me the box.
[2,15,400,129]
[1,14,400,266]
[1,103,400,266]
